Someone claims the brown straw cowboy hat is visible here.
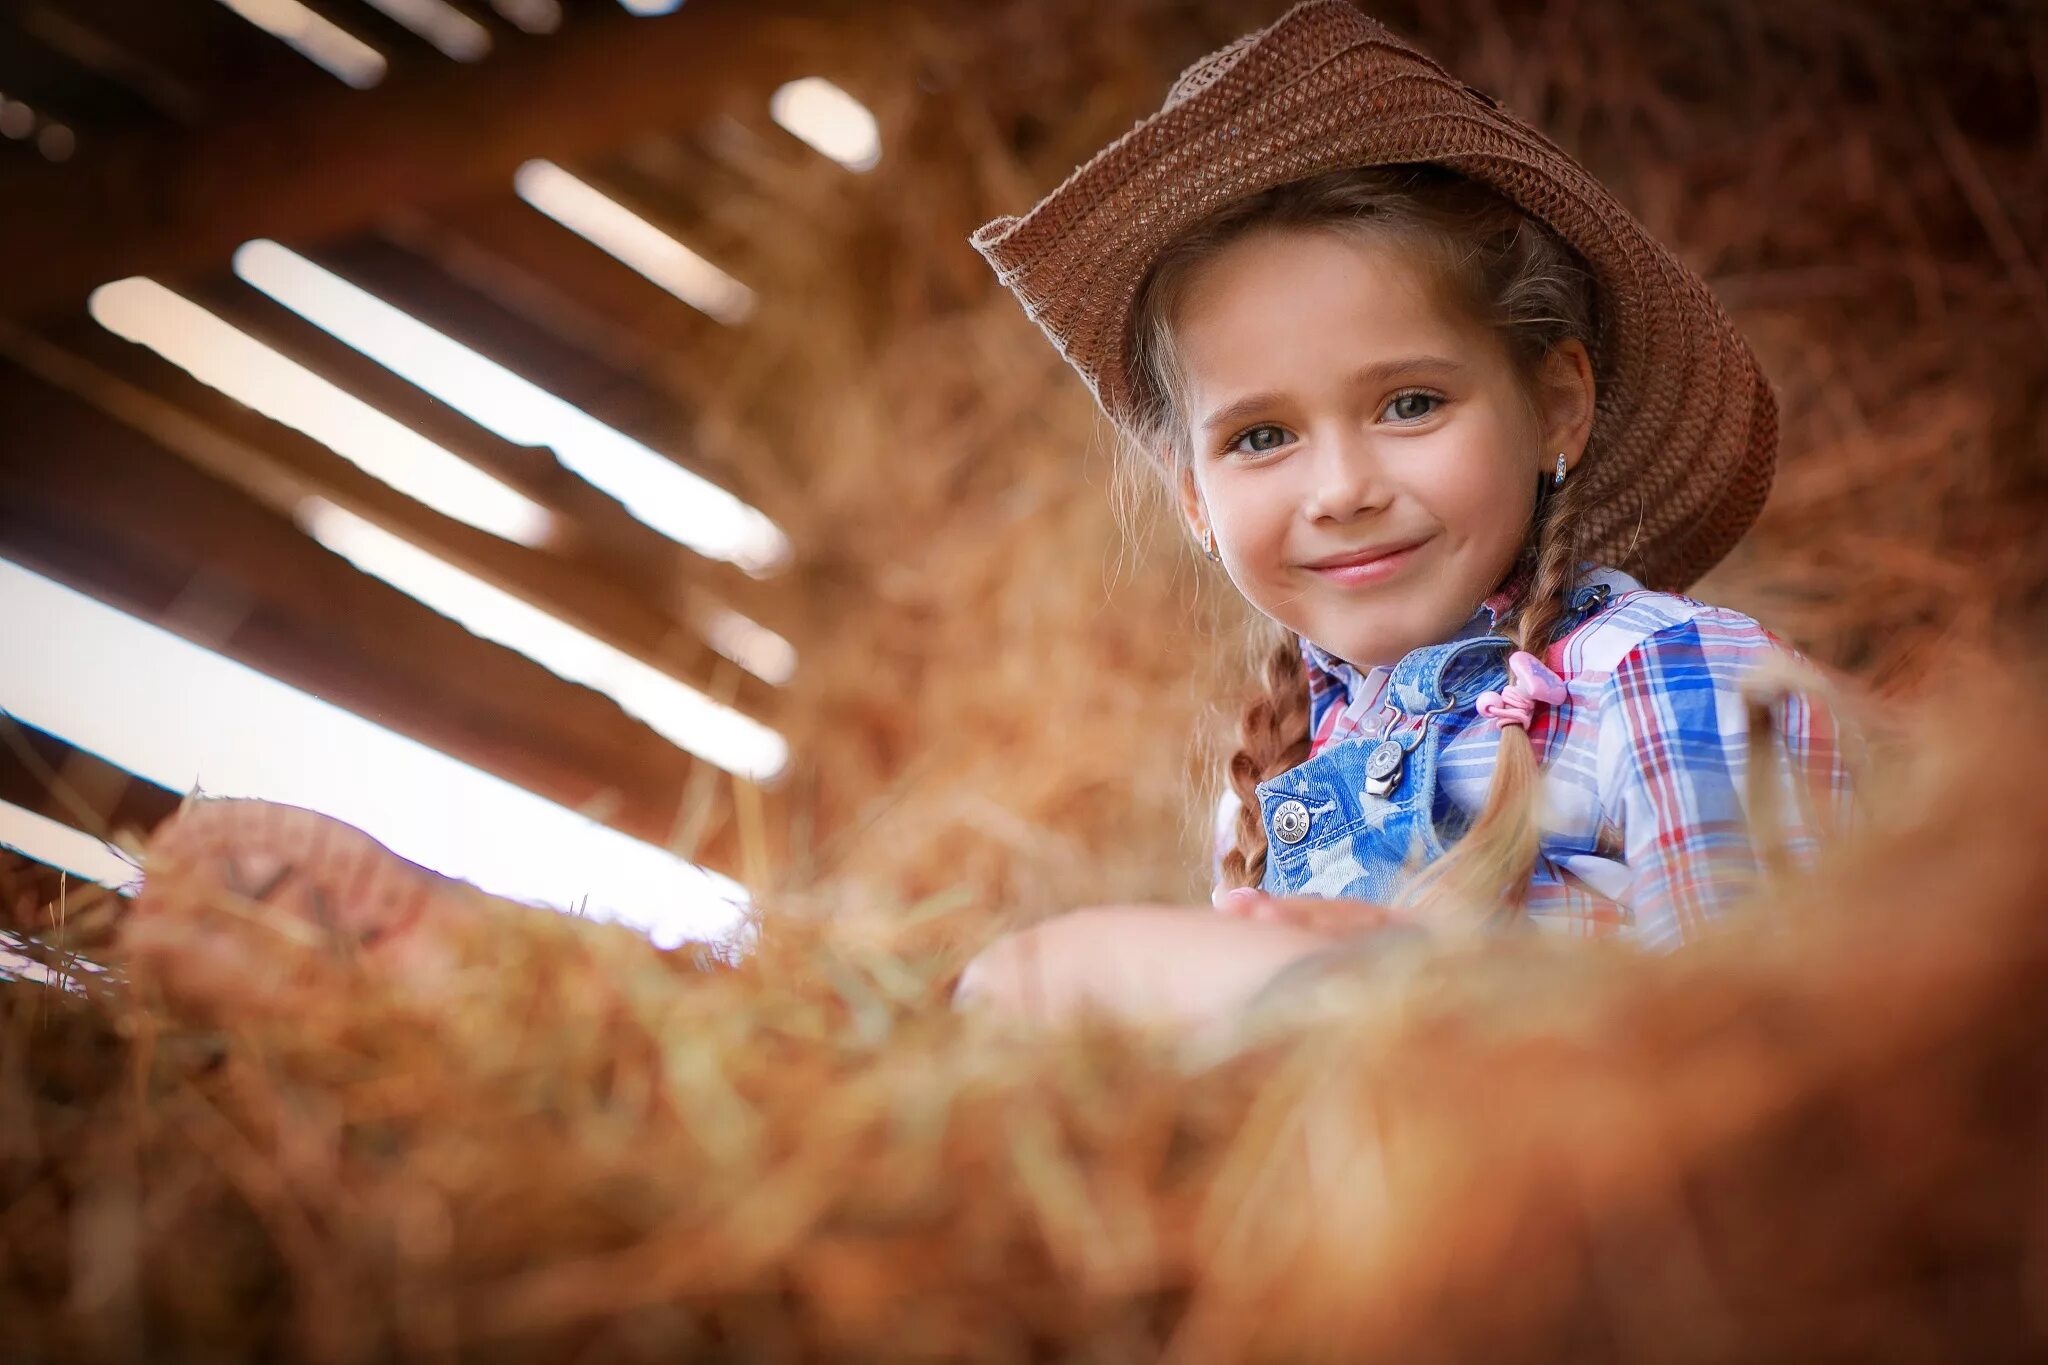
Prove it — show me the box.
[968,0,1777,592]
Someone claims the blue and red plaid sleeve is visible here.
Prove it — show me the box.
[1601,613,1853,950]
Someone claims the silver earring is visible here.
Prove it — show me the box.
[1200,527,1220,562]
[1553,452,1568,487]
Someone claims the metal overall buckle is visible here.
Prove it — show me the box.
[1363,695,1457,798]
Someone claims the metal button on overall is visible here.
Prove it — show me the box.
[1272,799,1311,845]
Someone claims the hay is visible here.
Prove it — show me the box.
[4,665,2047,1361]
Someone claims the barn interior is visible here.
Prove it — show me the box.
[2,0,2046,1357]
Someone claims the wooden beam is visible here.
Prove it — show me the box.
[5,314,784,723]
[174,270,793,639]
[0,0,842,323]
[398,193,726,412]
[578,127,801,284]
[309,233,753,498]
[277,232,806,590]
[0,718,179,853]
[6,0,293,123]
[178,275,593,511]
[0,353,758,863]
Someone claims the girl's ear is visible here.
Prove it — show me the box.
[1538,338,1598,475]
[1175,462,1206,541]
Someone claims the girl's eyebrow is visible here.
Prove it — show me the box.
[1197,355,1468,435]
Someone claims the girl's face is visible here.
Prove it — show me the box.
[1172,226,1593,669]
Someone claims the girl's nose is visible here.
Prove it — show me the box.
[1300,434,1391,523]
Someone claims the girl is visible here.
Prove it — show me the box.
[951,1,1850,1024]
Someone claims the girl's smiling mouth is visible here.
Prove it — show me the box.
[1299,535,1431,585]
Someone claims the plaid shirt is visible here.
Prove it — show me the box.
[1218,564,1853,950]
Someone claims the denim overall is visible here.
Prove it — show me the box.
[1253,582,1612,902]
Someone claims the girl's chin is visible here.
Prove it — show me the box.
[1294,605,1454,670]
[1322,639,1412,671]
[1290,619,1414,670]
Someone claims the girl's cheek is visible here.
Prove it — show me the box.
[1220,487,1292,575]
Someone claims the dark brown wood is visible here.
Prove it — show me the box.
[173,270,794,642]
[399,192,727,412]
[8,0,319,118]
[277,232,805,605]
[308,233,759,502]
[579,127,796,283]
[0,718,178,853]
[0,0,841,324]
[13,313,785,722]
[0,354,758,862]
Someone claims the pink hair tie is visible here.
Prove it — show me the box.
[1475,651,1568,729]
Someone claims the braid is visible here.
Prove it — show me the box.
[1218,632,1312,891]
[1401,480,1592,924]
[1508,477,1592,655]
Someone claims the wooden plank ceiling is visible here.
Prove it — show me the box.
[0,0,863,896]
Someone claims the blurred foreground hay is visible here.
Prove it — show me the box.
[4,664,2047,1362]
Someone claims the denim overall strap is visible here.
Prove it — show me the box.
[1249,577,1615,901]
[1385,633,1517,713]
[1253,632,1516,900]
[1386,577,1613,709]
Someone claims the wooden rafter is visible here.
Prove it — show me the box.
[393,195,725,414]
[308,235,733,488]
[5,0,303,121]
[171,270,788,637]
[0,717,176,856]
[0,0,845,325]
[0,354,764,863]
[218,231,795,612]
[8,313,785,723]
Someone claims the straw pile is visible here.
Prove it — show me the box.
[3,666,2046,1361]
[5,0,2046,1359]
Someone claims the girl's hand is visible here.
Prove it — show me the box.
[1211,885,1411,938]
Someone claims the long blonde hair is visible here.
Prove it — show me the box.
[1116,164,1605,918]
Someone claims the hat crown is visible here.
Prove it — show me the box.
[1164,2,1418,111]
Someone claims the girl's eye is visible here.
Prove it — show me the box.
[1384,389,1444,423]
[1225,423,1292,457]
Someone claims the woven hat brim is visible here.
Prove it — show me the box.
[970,0,1777,592]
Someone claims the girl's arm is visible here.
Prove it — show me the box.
[1214,886,1415,936]
[951,904,1382,1027]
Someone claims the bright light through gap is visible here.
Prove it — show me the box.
[0,558,750,949]
[515,160,754,325]
[300,499,788,781]
[488,0,560,32]
[697,603,797,686]
[361,0,490,61]
[211,0,387,88]
[770,77,881,172]
[88,278,554,548]
[0,798,139,892]
[233,240,791,575]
